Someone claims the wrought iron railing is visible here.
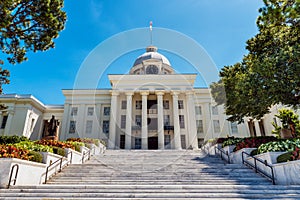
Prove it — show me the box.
[214,146,230,163]
[44,151,73,184]
[242,151,275,185]
[7,164,19,189]
[81,149,91,164]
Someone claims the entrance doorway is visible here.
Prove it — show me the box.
[148,137,158,149]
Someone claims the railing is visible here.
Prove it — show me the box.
[214,146,230,164]
[242,151,275,185]
[81,149,91,164]
[44,151,73,184]
[7,164,19,189]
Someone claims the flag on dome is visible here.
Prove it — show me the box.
[150,21,153,31]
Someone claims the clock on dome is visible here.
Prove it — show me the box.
[146,65,159,74]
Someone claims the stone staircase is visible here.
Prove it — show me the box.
[1,150,300,199]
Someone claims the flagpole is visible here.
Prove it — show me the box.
[150,21,153,45]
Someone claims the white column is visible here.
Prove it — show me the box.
[4,111,14,136]
[172,91,182,150]
[156,91,164,149]
[203,102,213,141]
[141,92,149,150]
[125,92,133,149]
[254,120,262,136]
[60,103,70,140]
[186,92,198,149]
[108,91,119,149]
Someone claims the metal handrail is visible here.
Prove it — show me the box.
[81,149,91,164]
[242,151,275,185]
[7,164,19,189]
[214,146,230,164]
[44,151,73,184]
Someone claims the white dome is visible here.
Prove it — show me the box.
[130,46,174,75]
[132,46,171,67]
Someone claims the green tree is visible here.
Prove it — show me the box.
[0,0,67,94]
[211,0,300,122]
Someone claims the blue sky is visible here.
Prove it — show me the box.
[3,0,264,105]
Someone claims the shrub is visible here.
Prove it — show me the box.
[250,149,258,156]
[216,137,233,144]
[14,141,53,153]
[85,143,91,149]
[67,137,103,147]
[52,147,65,157]
[0,144,30,160]
[257,138,300,154]
[35,140,75,150]
[277,147,300,163]
[222,138,243,147]
[67,141,84,152]
[272,109,300,138]
[28,151,43,163]
[234,136,277,152]
[0,135,29,144]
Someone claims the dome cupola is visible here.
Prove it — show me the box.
[129,46,174,75]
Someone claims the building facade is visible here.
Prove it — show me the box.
[0,46,282,149]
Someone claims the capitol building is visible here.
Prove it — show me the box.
[0,45,277,149]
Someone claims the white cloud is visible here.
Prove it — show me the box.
[90,0,103,20]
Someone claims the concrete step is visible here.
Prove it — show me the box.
[1,150,298,199]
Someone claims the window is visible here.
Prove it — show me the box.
[179,115,185,128]
[121,115,126,129]
[212,106,218,115]
[103,107,110,116]
[121,101,127,109]
[30,119,35,132]
[195,106,202,115]
[164,115,170,126]
[135,138,141,149]
[1,115,8,129]
[196,120,204,133]
[231,122,238,134]
[136,101,142,109]
[103,120,109,134]
[163,100,169,109]
[87,107,94,116]
[71,107,78,116]
[69,120,76,134]
[213,120,220,133]
[178,100,184,109]
[135,115,141,126]
[86,120,93,134]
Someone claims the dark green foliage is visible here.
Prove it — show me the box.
[250,149,258,156]
[222,138,244,148]
[0,135,29,144]
[0,0,66,96]
[52,146,65,157]
[272,108,300,138]
[258,138,300,154]
[210,0,300,122]
[277,152,293,163]
[28,151,43,163]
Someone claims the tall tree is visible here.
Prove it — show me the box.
[211,0,300,122]
[0,0,67,94]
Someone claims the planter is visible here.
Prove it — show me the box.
[80,146,89,154]
[201,142,221,156]
[246,152,300,185]
[99,143,106,154]
[230,148,257,164]
[65,148,82,164]
[272,159,300,185]
[0,158,46,188]
[280,128,293,139]
[222,145,236,154]
[88,143,101,155]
